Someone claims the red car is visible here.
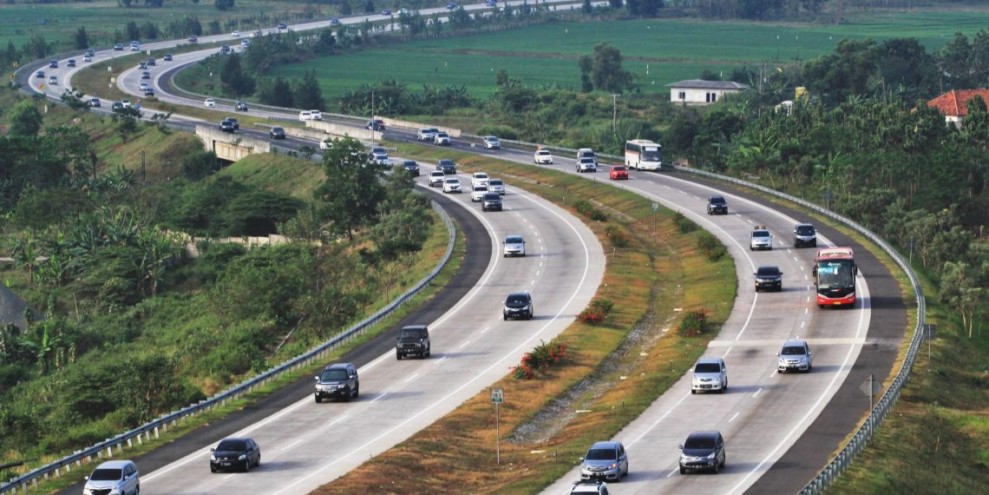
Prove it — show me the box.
[610,165,629,180]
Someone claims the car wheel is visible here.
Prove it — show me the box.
[315,395,322,403]
[679,466,686,475]
[425,347,431,357]
[396,352,402,360]
[503,314,507,321]
[243,459,251,472]
[691,389,696,394]
[210,466,217,473]
[723,379,728,391]
[354,384,359,398]
[712,460,720,474]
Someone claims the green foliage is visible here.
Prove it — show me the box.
[696,231,727,261]
[674,211,698,233]
[578,299,614,325]
[314,137,386,239]
[605,225,630,248]
[220,53,256,97]
[678,309,709,337]
[7,100,43,137]
[181,149,221,180]
[573,199,608,222]
[512,340,567,380]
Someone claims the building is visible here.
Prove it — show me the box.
[666,79,750,105]
[926,89,989,128]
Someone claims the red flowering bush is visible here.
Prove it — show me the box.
[512,340,568,380]
[578,299,614,325]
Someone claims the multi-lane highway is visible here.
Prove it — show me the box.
[30,5,908,495]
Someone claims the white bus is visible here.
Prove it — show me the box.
[624,139,663,171]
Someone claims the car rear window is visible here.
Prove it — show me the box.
[90,468,122,481]
[217,439,247,451]
[695,362,722,373]
[781,345,806,356]
[585,448,617,460]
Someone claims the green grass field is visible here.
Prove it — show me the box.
[266,8,989,99]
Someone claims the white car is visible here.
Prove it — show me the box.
[691,357,727,394]
[310,109,323,121]
[576,157,598,173]
[487,178,505,195]
[750,226,774,251]
[319,138,333,151]
[442,178,462,193]
[370,147,391,167]
[428,170,446,187]
[417,128,438,141]
[231,31,240,37]
[83,460,140,495]
[139,82,151,91]
[483,135,501,149]
[470,185,488,202]
[471,172,490,188]
[534,149,553,164]
[204,98,216,108]
[299,110,314,121]
[434,131,451,146]
[503,234,526,257]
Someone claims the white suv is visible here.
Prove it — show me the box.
[778,339,812,373]
[503,235,526,257]
[691,357,727,394]
[299,110,315,121]
[203,98,216,108]
[442,177,462,193]
[534,149,553,164]
[417,127,438,141]
[750,226,774,250]
[470,185,488,202]
[471,172,490,188]
[428,170,446,187]
[84,460,140,495]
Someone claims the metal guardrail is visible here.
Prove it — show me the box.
[0,201,456,494]
[672,167,925,495]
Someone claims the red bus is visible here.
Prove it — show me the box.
[813,247,857,308]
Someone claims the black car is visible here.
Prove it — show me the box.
[401,160,420,177]
[138,62,147,70]
[113,43,124,51]
[187,35,198,43]
[163,53,173,61]
[503,291,534,320]
[793,223,817,248]
[235,101,249,112]
[209,437,261,473]
[220,45,231,54]
[111,101,124,111]
[707,196,728,215]
[396,325,430,359]
[140,71,151,80]
[277,22,288,29]
[143,87,155,96]
[679,430,726,474]
[67,59,76,67]
[366,119,385,131]
[437,159,457,175]
[49,59,58,68]
[314,362,359,402]
[146,58,156,66]
[754,265,783,292]
[219,118,236,133]
[482,193,503,212]
[269,127,286,139]
[88,98,101,108]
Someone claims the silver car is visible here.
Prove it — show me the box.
[580,441,629,482]
[691,357,727,394]
[471,185,489,202]
[503,235,526,257]
[750,226,773,250]
[84,460,140,495]
[487,178,506,195]
[778,339,812,373]
[428,170,446,187]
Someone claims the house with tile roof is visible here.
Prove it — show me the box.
[666,79,750,105]
[926,89,989,128]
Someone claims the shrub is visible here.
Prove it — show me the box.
[674,211,697,233]
[578,298,614,324]
[573,199,608,222]
[605,225,630,248]
[679,309,709,337]
[696,232,727,261]
[512,340,568,380]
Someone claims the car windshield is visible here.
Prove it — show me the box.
[431,172,444,176]
[753,231,770,238]
[781,346,806,356]
[710,197,725,204]
[684,436,716,449]
[757,267,780,276]
[695,362,721,373]
[321,369,349,381]
[796,225,815,235]
[400,329,424,339]
[613,166,626,171]
[217,439,247,451]
[445,179,458,184]
[474,186,487,191]
[89,468,122,481]
[506,295,528,305]
[489,180,503,186]
[585,448,617,461]
[273,127,283,132]
[506,236,523,244]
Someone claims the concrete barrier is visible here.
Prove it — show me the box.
[196,125,271,161]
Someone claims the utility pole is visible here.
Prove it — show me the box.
[370,89,376,147]
[612,94,618,134]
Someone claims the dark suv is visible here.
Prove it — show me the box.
[707,196,728,215]
[437,159,457,175]
[754,265,783,292]
[402,160,420,177]
[314,363,359,403]
[793,223,817,247]
[679,430,726,474]
[503,292,533,320]
[482,193,503,212]
[396,325,431,359]
[219,118,236,133]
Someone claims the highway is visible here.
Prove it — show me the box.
[31,4,906,495]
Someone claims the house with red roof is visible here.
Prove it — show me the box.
[926,89,989,128]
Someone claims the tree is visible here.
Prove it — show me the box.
[626,0,663,17]
[215,0,235,11]
[125,21,141,41]
[259,77,294,107]
[293,70,325,110]
[220,54,255,97]
[939,261,983,338]
[313,137,386,240]
[74,27,89,50]
[802,38,880,104]
[608,0,622,8]
[8,101,43,137]
[582,0,592,14]
[578,43,635,94]
[938,32,974,89]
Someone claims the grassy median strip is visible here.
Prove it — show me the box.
[313,148,736,494]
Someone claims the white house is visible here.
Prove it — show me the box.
[666,79,750,105]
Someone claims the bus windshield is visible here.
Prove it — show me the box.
[641,147,661,162]
[817,260,855,289]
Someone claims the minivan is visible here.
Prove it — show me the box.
[691,357,727,394]
[84,460,140,495]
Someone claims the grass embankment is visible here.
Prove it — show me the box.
[312,145,737,494]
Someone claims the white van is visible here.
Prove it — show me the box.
[299,110,314,122]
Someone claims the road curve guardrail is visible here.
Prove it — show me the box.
[0,201,456,494]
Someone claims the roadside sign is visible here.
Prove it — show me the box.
[490,388,504,404]
[652,202,659,212]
